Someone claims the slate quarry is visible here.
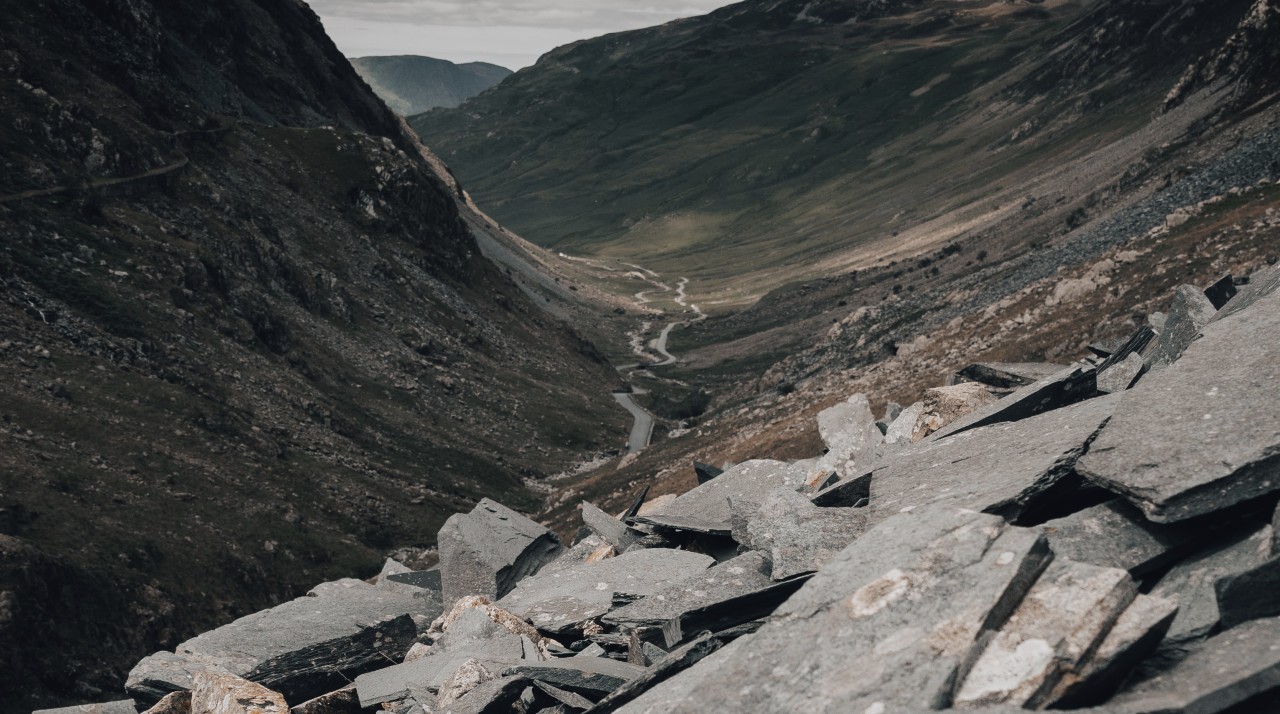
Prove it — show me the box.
[44,268,1280,714]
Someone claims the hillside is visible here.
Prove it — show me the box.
[351,55,511,115]
[0,0,627,711]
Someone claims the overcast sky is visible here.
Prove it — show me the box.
[311,1,732,70]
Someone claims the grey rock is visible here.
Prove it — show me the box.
[882,401,923,447]
[1148,312,1167,332]
[1077,287,1280,522]
[438,498,564,607]
[1150,523,1273,645]
[532,681,595,711]
[1097,326,1157,374]
[1097,352,1146,394]
[353,607,524,707]
[656,460,810,528]
[127,579,428,705]
[190,672,287,714]
[808,472,871,507]
[585,632,726,713]
[954,558,1138,708]
[692,462,722,485]
[1040,500,1198,577]
[386,569,443,594]
[603,552,773,628]
[657,575,812,648]
[1203,274,1238,311]
[443,676,529,714]
[640,642,668,666]
[628,514,728,537]
[733,488,867,580]
[616,505,1051,713]
[580,501,639,551]
[882,401,903,423]
[34,701,138,714]
[911,383,1000,441]
[1214,554,1280,630]
[498,548,714,634]
[142,691,189,714]
[868,394,1120,526]
[1048,595,1179,709]
[289,686,359,714]
[1210,261,1279,323]
[375,558,411,587]
[813,393,882,479]
[928,364,1098,441]
[956,362,1067,389]
[1145,285,1218,369]
[1110,616,1280,713]
[504,658,645,696]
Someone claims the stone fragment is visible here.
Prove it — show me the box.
[498,549,713,634]
[614,505,1051,713]
[429,595,557,653]
[386,570,443,593]
[813,393,883,478]
[1077,287,1280,522]
[580,501,639,551]
[693,462,722,485]
[1214,554,1280,630]
[532,681,595,711]
[928,364,1097,441]
[127,579,428,705]
[375,558,411,587]
[190,672,286,714]
[882,401,923,446]
[956,362,1067,389]
[587,632,726,713]
[1096,352,1144,394]
[503,658,645,696]
[34,701,139,714]
[869,394,1119,526]
[1048,595,1179,709]
[1039,500,1197,577]
[1110,617,1280,713]
[1149,523,1273,645]
[808,472,870,507]
[635,494,676,517]
[910,382,999,441]
[1097,326,1157,375]
[442,676,529,714]
[1203,274,1238,310]
[437,498,564,607]
[622,488,648,521]
[657,575,811,648]
[438,659,499,709]
[603,552,773,628]
[659,460,810,527]
[1210,262,1279,323]
[1145,285,1218,369]
[630,513,730,536]
[145,691,190,714]
[640,642,668,666]
[954,558,1138,708]
[732,488,867,580]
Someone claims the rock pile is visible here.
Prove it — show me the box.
[37,266,1280,714]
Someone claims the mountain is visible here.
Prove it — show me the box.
[351,55,512,115]
[0,0,627,710]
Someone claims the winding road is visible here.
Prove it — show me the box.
[612,392,656,454]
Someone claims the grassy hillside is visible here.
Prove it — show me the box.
[352,55,511,115]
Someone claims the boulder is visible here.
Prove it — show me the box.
[731,488,867,580]
[190,672,287,714]
[657,460,810,527]
[910,382,999,441]
[1039,500,1198,577]
[438,499,565,606]
[928,364,1098,442]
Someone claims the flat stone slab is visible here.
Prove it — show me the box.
[34,701,138,714]
[289,686,360,714]
[1145,285,1218,370]
[957,362,1068,389]
[1110,616,1280,713]
[868,394,1120,526]
[629,514,731,536]
[1097,353,1145,394]
[733,488,867,580]
[438,498,564,606]
[928,364,1097,441]
[1210,262,1278,324]
[911,383,1000,440]
[615,505,1052,713]
[658,460,810,527]
[1078,286,1280,523]
[812,394,882,479]
[580,501,639,551]
[585,633,726,713]
[504,658,645,695]
[809,472,871,507]
[603,552,773,628]
[498,548,714,633]
[1040,500,1198,577]
[693,462,723,484]
[127,579,429,704]
[1048,594,1179,709]
[955,558,1137,708]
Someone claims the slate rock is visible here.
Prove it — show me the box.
[289,687,358,714]
[692,462,722,485]
[808,472,871,508]
[144,691,190,714]
[1110,616,1280,713]
[34,702,139,714]
[1203,274,1238,311]
[1145,285,1218,369]
[615,505,1051,713]
[656,575,812,648]
[911,382,999,441]
[584,632,726,713]
[1048,595,1179,709]
[882,401,923,447]
[532,681,595,711]
[1097,352,1145,394]
[438,498,565,607]
[580,501,639,551]
[603,552,773,628]
[386,569,443,593]
[954,558,1137,708]
[1214,554,1280,630]
[443,676,530,714]
[375,558,411,587]
[498,548,714,634]
[1149,523,1273,645]
[127,579,428,705]
[928,364,1098,441]
[1039,500,1198,577]
[1210,261,1279,323]
[732,488,867,580]
[504,658,645,696]
[438,659,500,709]
[656,460,810,527]
[956,362,1067,389]
[1096,326,1157,374]
[190,672,287,714]
[1078,287,1280,523]
[634,494,677,517]
[868,394,1120,526]
[813,393,882,479]
[882,401,903,423]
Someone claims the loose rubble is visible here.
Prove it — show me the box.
[65,269,1280,714]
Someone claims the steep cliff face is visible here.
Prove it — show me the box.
[0,1,627,710]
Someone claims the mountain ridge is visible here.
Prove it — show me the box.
[350,55,512,116]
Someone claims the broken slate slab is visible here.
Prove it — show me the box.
[1145,285,1218,370]
[443,675,530,714]
[693,462,722,485]
[1203,274,1238,311]
[882,401,923,447]
[911,382,999,441]
[1097,352,1145,394]
[584,632,726,713]
[615,505,1052,713]
[126,579,428,705]
[1210,262,1279,324]
[928,364,1098,441]
[732,487,867,580]
[1149,522,1273,646]
[1048,594,1179,709]
[868,394,1120,527]
[1214,553,1280,630]
[533,681,595,711]
[657,460,810,527]
[656,574,812,648]
[954,558,1138,709]
[812,393,883,479]
[580,501,640,551]
[290,686,360,714]
[1109,616,1280,713]
[504,658,645,696]
[498,548,713,634]
[956,362,1067,389]
[438,498,565,606]
[808,471,871,507]
[191,671,287,714]
[629,513,730,536]
[1077,286,1280,523]
[33,702,138,714]
[1039,500,1198,577]
[602,552,773,628]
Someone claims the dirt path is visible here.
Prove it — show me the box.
[0,157,189,205]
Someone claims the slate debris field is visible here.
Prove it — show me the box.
[38,266,1280,713]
